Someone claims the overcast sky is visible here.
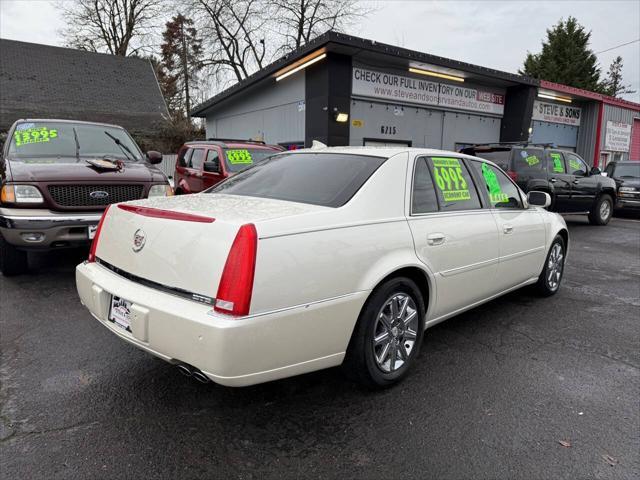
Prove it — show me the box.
[1,0,638,102]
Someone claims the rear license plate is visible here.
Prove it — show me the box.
[109,296,132,331]
[88,224,98,240]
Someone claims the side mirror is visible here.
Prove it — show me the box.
[589,166,601,176]
[146,150,163,164]
[527,191,551,208]
[203,160,220,173]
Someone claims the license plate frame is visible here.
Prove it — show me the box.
[109,296,132,332]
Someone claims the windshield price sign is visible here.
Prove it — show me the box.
[226,149,253,165]
[432,157,470,202]
[13,127,58,147]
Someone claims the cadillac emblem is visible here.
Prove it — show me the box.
[132,229,146,252]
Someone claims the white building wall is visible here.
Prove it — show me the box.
[204,73,305,145]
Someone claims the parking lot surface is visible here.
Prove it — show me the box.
[1,215,639,480]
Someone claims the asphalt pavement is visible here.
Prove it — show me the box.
[1,215,639,480]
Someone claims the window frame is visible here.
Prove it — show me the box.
[409,155,486,216]
[469,159,525,210]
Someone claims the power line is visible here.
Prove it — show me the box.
[595,39,640,55]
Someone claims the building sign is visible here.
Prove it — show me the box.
[352,67,505,116]
[604,121,632,152]
[532,100,581,126]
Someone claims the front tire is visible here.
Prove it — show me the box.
[588,194,613,225]
[343,277,425,389]
[0,234,28,276]
[535,235,565,296]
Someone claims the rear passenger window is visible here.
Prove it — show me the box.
[412,157,438,214]
[548,151,566,174]
[513,148,545,171]
[190,149,205,169]
[472,161,523,209]
[426,157,481,211]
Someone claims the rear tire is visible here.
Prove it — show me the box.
[588,194,613,225]
[343,277,425,389]
[535,235,565,296]
[0,234,28,276]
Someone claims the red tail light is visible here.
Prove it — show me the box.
[214,224,258,317]
[88,205,111,263]
[507,170,518,182]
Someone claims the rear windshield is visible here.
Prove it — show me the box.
[614,163,640,178]
[208,153,387,207]
[223,147,278,173]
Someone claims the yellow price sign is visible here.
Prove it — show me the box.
[432,157,470,202]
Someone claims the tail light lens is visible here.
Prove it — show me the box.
[88,205,111,263]
[214,224,258,317]
[507,170,518,182]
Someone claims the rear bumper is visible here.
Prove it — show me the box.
[0,208,102,249]
[75,261,367,387]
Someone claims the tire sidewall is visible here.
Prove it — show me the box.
[592,195,613,225]
[361,277,425,386]
[541,236,565,294]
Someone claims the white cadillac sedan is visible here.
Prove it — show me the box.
[76,147,568,388]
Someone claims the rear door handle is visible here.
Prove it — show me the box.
[503,224,513,234]
[427,233,446,246]
[572,180,580,184]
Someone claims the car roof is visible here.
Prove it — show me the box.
[185,140,280,149]
[13,118,124,129]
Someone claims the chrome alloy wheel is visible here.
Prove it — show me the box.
[600,199,611,221]
[546,243,564,291]
[372,293,419,373]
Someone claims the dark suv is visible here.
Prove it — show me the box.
[604,161,640,214]
[174,139,282,194]
[461,143,617,225]
[0,119,172,276]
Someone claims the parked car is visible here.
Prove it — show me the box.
[604,161,640,214]
[461,143,617,225]
[173,139,282,194]
[76,147,568,388]
[0,119,172,276]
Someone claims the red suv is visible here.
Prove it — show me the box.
[173,139,283,194]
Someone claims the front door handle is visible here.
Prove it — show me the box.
[503,224,513,234]
[427,233,446,246]
[572,179,580,184]
[550,178,557,183]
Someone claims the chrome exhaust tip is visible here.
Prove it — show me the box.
[191,369,210,384]
[176,364,192,377]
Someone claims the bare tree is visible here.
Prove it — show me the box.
[193,0,270,82]
[59,0,163,56]
[272,0,364,51]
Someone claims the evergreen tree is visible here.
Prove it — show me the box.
[520,17,603,92]
[600,56,636,98]
[160,15,203,117]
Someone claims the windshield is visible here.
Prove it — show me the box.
[8,121,143,162]
[614,163,640,178]
[208,152,387,207]
[223,147,278,173]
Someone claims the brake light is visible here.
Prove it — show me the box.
[507,170,518,182]
[88,205,111,263]
[214,224,258,317]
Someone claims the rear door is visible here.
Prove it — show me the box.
[175,147,192,192]
[202,147,225,189]
[407,155,501,319]
[565,153,597,211]
[470,160,546,289]
[185,148,206,193]
[546,150,574,211]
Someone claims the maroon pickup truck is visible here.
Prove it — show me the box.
[0,119,172,276]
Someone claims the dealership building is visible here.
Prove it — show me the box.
[192,31,640,166]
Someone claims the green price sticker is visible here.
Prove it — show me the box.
[14,127,58,147]
[432,157,470,202]
[550,153,564,173]
[481,163,508,205]
[569,159,581,172]
[226,149,253,165]
[525,155,540,166]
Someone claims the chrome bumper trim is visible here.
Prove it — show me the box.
[0,213,103,229]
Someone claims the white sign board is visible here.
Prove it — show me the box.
[604,121,632,152]
[531,100,582,126]
[352,67,505,116]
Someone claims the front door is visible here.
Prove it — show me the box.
[547,150,575,211]
[407,155,501,319]
[566,153,598,211]
[469,160,547,289]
